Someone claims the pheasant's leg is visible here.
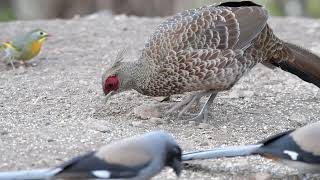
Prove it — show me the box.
[166,91,213,118]
[166,94,196,115]
[177,94,201,119]
[188,92,218,122]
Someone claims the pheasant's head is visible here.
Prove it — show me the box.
[102,49,130,100]
[102,68,121,98]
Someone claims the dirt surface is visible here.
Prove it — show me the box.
[0,13,319,180]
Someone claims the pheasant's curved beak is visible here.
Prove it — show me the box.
[104,91,115,102]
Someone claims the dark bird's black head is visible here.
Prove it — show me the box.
[166,145,182,176]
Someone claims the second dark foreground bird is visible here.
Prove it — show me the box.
[102,1,320,121]
[183,121,320,174]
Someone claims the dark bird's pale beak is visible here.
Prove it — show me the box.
[172,158,182,177]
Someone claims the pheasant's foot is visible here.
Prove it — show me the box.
[186,93,217,122]
[166,91,217,122]
[166,93,196,115]
[177,94,201,119]
[187,108,208,122]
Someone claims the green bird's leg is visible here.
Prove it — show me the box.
[9,57,16,70]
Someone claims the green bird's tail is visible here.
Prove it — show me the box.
[0,42,6,50]
[0,42,15,63]
[0,42,11,51]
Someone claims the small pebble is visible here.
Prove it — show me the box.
[188,121,197,126]
[150,117,164,125]
[251,172,272,180]
[90,121,111,133]
[130,121,143,127]
[15,66,27,74]
[199,142,209,146]
[228,90,255,98]
[1,131,9,135]
[79,80,88,85]
[289,113,307,125]
[198,123,210,129]
[133,104,161,120]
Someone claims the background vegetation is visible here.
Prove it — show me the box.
[0,0,319,22]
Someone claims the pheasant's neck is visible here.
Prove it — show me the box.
[121,59,154,94]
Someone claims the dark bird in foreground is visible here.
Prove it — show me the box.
[52,131,182,180]
[182,121,320,174]
[0,131,182,180]
[102,1,320,121]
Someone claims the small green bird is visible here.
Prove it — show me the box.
[0,29,50,69]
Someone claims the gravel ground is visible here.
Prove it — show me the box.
[0,13,319,180]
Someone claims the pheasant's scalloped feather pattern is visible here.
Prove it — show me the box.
[131,3,291,96]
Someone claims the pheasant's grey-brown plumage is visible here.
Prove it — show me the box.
[103,1,320,121]
[134,1,271,96]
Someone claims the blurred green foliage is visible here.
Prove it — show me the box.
[198,0,320,18]
[307,0,320,17]
[0,7,15,21]
[0,0,319,22]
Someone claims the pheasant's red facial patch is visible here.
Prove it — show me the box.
[103,76,120,95]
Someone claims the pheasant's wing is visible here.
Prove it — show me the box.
[147,48,253,95]
[218,1,269,49]
[142,2,268,66]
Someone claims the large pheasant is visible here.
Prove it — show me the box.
[102,1,320,121]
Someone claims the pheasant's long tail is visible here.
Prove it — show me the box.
[270,42,320,88]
